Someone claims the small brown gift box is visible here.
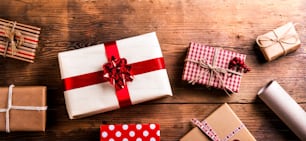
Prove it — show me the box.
[256,22,301,61]
[0,18,41,63]
[0,85,47,132]
[180,103,256,141]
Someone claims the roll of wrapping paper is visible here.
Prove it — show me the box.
[0,18,40,63]
[258,80,306,140]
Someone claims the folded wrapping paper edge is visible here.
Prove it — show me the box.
[39,86,47,131]
[257,22,301,61]
[58,32,173,119]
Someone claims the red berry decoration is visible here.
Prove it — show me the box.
[228,57,250,73]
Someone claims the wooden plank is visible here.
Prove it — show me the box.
[0,104,305,140]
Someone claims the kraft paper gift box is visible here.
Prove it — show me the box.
[58,32,173,119]
[0,18,41,63]
[100,124,160,141]
[182,42,248,94]
[0,85,47,132]
[256,22,301,62]
[180,103,256,141]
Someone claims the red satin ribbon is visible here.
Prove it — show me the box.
[63,41,165,108]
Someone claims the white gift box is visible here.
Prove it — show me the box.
[58,32,173,119]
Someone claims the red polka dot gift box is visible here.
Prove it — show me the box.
[100,124,160,141]
[182,42,250,95]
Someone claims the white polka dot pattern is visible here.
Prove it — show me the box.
[129,131,135,137]
[182,42,246,93]
[109,125,115,131]
[122,125,128,130]
[149,124,156,130]
[156,130,160,137]
[136,124,142,130]
[102,131,108,138]
[100,124,160,141]
[116,131,121,137]
[143,130,149,137]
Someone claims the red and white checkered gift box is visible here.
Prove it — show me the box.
[100,124,160,141]
[182,42,247,93]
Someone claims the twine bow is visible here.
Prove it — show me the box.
[0,84,47,133]
[2,21,24,57]
[102,56,134,89]
[191,118,244,141]
[256,23,299,56]
[185,48,242,95]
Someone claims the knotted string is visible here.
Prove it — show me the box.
[0,84,47,133]
[185,48,242,95]
[2,21,24,57]
[191,118,245,141]
[256,23,299,56]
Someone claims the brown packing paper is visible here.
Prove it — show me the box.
[258,80,306,141]
[0,85,47,132]
[256,22,301,61]
[180,103,256,141]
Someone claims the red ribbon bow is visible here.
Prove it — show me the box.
[102,56,134,89]
[63,41,166,108]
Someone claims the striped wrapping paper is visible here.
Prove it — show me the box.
[182,42,246,93]
[0,19,40,63]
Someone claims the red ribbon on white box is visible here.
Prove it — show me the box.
[63,41,166,108]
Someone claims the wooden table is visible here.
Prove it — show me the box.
[0,0,305,140]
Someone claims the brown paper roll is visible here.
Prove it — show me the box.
[258,80,306,140]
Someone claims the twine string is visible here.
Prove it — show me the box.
[2,21,24,57]
[185,48,242,95]
[256,23,299,56]
[0,84,47,133]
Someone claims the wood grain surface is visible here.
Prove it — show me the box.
[0,0,305,140]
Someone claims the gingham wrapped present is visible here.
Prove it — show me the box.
[182,42,247,94]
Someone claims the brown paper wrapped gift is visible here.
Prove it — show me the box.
[0,85,47,132]
[180,103,256,141]
[256,22,301,62]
